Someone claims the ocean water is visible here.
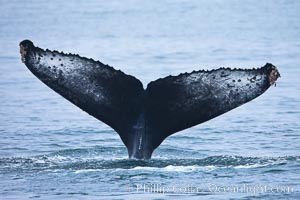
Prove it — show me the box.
[0,0,300,199]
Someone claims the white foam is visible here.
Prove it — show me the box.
[75,169,103,174]
[131,165,217,172]
[47,155,74,163]
[234,163,269,169]
[234,158,290,169]
[74,165,217,174]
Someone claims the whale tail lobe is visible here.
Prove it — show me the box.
[19,40,280,159]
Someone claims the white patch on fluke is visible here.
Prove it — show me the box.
[138,135,142,150]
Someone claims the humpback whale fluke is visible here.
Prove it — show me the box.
[19,40,280,159]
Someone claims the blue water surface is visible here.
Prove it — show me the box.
[0,0,300,199]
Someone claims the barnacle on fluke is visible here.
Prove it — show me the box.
[19,40,280,159]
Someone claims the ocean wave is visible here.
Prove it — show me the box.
[0,151,299,173]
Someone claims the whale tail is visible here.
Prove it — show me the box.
[19,40,280,159]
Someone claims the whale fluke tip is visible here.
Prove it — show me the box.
[268,65,280,85]
[19,40,35,63]
[261,63,280,85]
[19,40,34,49]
